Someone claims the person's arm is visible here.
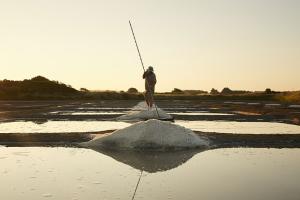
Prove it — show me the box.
[142,70,148,79]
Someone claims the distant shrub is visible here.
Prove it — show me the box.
[221,87,232,94]
[265,88,276,94]
[183,90,208,95]
[127,87,138,93]
[171,88,184,94]
[80,88,89,92]
[210,88,219,95]
[221,87,251,95]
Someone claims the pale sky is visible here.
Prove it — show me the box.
[0,0,299,92]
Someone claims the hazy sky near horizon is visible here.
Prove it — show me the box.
[0,0,299,92]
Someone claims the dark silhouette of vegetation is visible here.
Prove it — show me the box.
[170,88,207,95]
[30,76,50,82]
[0,76,79,100]
[264,88,278,94]
[221,87,250,95]
[275,91,300,103]
[80,88,89,92]
[221,87,233,94]
[80,90,144,100]
[265,88,272,94]
[171,88,184,94]
[210,88,219,95]
[183,90,208,95]
[127,87,138,93]
[0,76,299,102]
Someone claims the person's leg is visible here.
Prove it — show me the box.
[149,89,154,108]
[145,91,150,109]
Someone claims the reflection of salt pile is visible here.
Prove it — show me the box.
[81,119,209,150]
[92,149,202,173]
[117,102,173,121]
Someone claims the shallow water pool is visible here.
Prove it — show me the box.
[169,112,234,116]
[59,112,125,115]
[177,121,300,134]
[0,120,300,134]
[0,121,130,133]
[77,107,130,110]
[0,147,299,200]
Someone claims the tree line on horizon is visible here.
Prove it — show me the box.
[0,76,299,102]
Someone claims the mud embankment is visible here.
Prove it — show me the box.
[1,131,300,149]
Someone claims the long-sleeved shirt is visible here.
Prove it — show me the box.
[143,70,157,91]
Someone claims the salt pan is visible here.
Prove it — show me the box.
[81,119,209,150]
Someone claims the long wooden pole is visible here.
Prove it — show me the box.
[129,20,160,118]
[129,20,145,72]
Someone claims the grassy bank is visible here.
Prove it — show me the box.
[274,91,300,104]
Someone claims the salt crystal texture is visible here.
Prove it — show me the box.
[81,119,209,150]
[132,101,150,110]
[117,102,173,121]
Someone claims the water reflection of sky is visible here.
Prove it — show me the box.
[0,147,299,200]
[60,112,125,115]
[169,112,234,116]
[177,121,300,134]
[76,107,130,110]
[1,120,300,134]
[0,121,130,133]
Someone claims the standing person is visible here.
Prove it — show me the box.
[143,66,157,109]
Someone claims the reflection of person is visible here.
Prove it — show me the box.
[142,66,157,108]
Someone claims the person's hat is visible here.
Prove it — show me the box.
[148,66,154,71]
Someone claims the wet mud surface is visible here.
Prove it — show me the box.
[0,100,299,124]
[1,131,300,149]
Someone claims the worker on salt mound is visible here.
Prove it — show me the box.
[143,66,156,109]
[117,66,173,121]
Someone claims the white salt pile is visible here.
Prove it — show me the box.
[117,102,173,121]
[81,119,209,150]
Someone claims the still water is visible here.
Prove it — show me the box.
[0,147,299,200]
[176,121,300,134]
[1,120,300,134]
[169,112,234,116]
[0,121,130,133]
[59,112,125,115]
